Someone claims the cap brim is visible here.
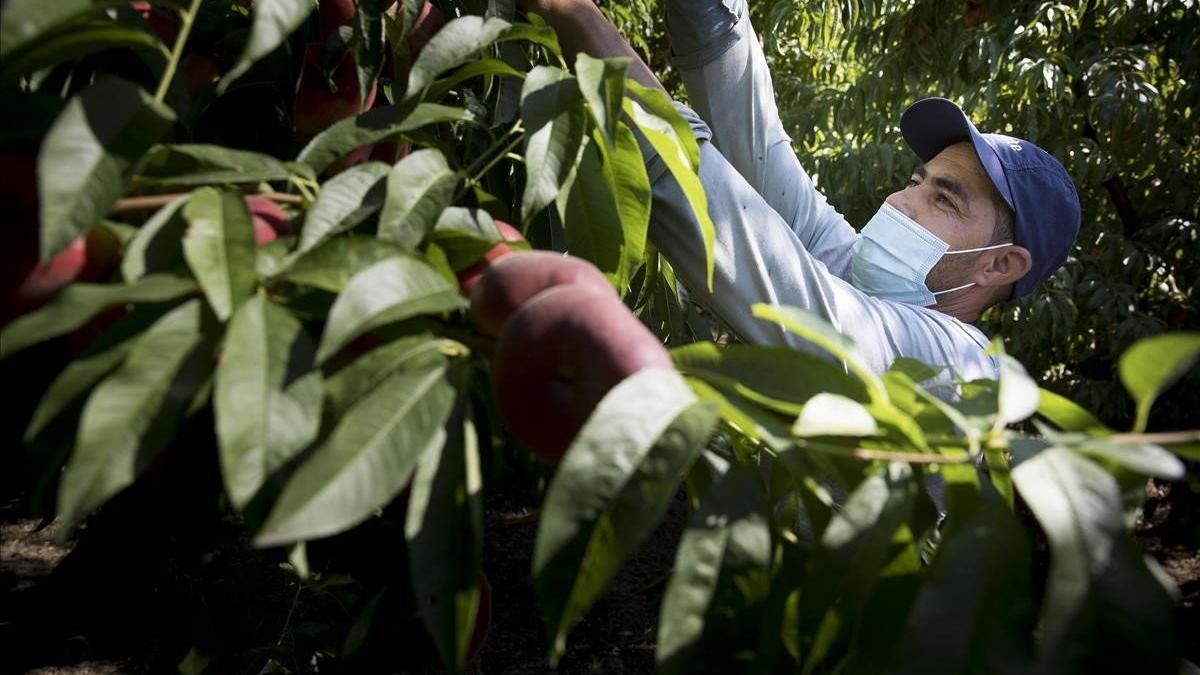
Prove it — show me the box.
[900,98,1015,213]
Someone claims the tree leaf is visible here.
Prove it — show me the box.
[279,236,409,293]
[57,299,216,531]
[1012,446,1178,672]
[38,76,175,261]
[427,207,506,270]
[888,476,1036,675]
[297,161,390,252]
[789,462,916,662]
[1118,332,1200,431]
[0,274,196,358]
[997,353,1039,426]
[121,195,190,282]
[657,458,770,675]
[317,257,465,363]
[533,368,719,659]
[297,102,476,175]
[221,0,315,90]
[255,353,455,546]
[404,16,512,98]
[622,94,714,289]
[322,333,445,418]
[1037,388,1109,433]
[377,149,458,249]
[182,188,259,322]
[405,393,484,673]
[749,303,888,402]
[557,125,649,292]
[0,0,92,59]
[135,145,295,187]
[575,53,629,146]
[0,19,169,81]
[672,342,870,415]
[520,66,586,224]
[215,295,323,510]
[793,393,879,437]
[1074,442,1185,481]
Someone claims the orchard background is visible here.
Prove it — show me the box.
[1,0,1197,674]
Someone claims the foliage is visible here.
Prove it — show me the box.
[0,0,1197,673]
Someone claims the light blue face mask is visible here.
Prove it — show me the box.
[850,202,1012,306]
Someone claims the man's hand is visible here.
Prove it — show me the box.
[514,0,667,93]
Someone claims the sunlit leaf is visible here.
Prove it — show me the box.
[534,368,718,660]
[215,296,323,510]
[38,77,174,261]
[57,299,215,531]
[520,66,586,223]
[377,149,458,249]
[255,353,454,545]
[222,0,315,90]
[1118,332,1200,431]
[297,162,390,252]
[182,188,258,322]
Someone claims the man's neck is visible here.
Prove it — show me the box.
[931,288,985,323]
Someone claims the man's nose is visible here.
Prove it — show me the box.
[885,192,915,220]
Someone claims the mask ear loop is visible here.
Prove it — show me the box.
[931,242,1014,296]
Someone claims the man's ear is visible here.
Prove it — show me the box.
[974,245,1032,288]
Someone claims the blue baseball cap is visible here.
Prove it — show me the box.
[899,97,1081,299]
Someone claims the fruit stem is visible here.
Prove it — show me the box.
[154,0,204,103]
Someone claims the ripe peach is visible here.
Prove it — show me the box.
[492,284,671,462]
[468,250,615,337]
[293,43,378,142]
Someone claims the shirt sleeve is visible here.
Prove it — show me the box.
[665,0,860,279]
[640,106,1000,384]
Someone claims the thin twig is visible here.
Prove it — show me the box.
[154,0,204,103]
[111,192,304,213]
[851,448,970,465]
[1105,430,1200,445]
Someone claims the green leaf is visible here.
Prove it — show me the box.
[575,53,629,146]
[0,19,169,81]
[1118,332,1200,432]
[297,161,390,252]
[425,57,526,101]
[533,368,718,659]
[25,340,133,441]
[57,299,216,530]
[377,149,458,249]
[317,257,465,363]
[657,458,770,675]
[38,76,175,261]
[322,333,445,418]
[1037,388,1109,433]
[279,236,409,293]
[520,66,586,224]
[1074,441,1185,481]
[427,207,506,270]
[135,145,295,187]
[405,393,484,673]
[996,353,1039,426]
[0,274,196,358]
[255,353,455,546]
[1013,448,1128,645]
[0,0,92,59]
[557,126,650,291]
[888,477,1036,675]
[750,303,888,402]
[404,16,512,98]
[1012,446,1178,671]
[121,195,190,282]
[215,296,323,510]
[790,463,917,660]
[221,0,315,90]
[297,103,476,175]
[793,393,879,437]
[182,188,259,322]
[672,342,870,414]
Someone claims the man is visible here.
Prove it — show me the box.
[521,0,1081,384]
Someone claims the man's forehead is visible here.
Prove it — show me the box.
[917,142,994,195]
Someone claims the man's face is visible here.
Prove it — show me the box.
[884,141,1002,290]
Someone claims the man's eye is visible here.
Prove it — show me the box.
[906,178,919,187]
